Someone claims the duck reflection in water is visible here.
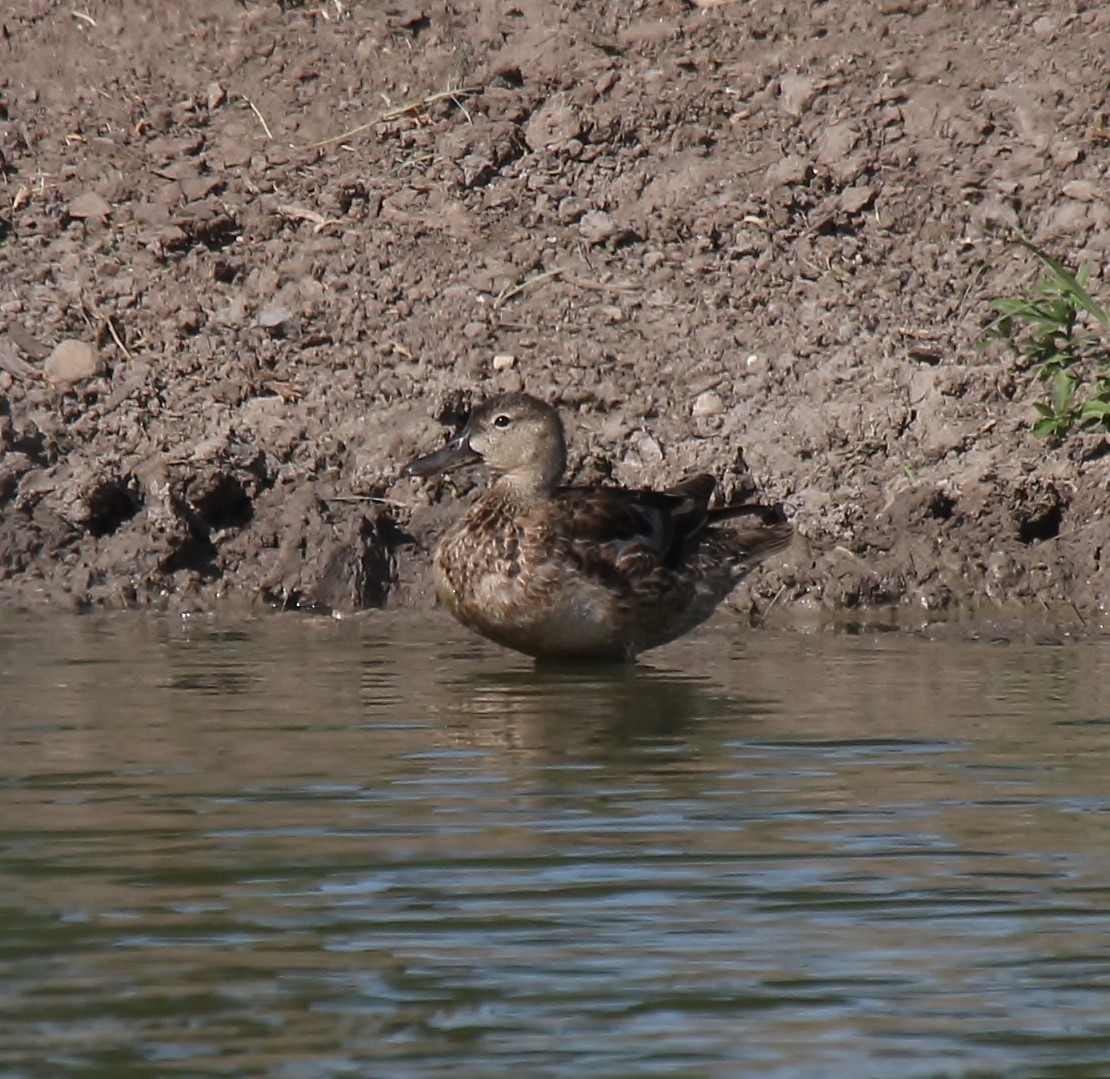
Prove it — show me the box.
[431,661,761,766]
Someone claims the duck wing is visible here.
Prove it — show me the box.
[553,475,715,569]
[554,475,790,572]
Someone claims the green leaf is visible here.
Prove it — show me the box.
[1079,399,1110,420]
[1017,235,1110,332]
[1051,368,1077,413]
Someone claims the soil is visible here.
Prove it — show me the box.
[0,0,1107,631]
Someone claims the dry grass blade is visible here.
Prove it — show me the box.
[295,86,481,151]
[244,97,273,140]
[81,297,133,361]
[379,85,481,122]
[561,274,638,295]
[276,203,339,233]
[493,267,566,309]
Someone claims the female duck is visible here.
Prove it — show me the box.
[402,393,792,661]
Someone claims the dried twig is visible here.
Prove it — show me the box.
[294,85,481,151]
[244,97,273,140]
[102,315,133,361]
[753,583,788,627]
[327,494,409,507]
[561,274,638,295]
[380,85,480,122]
[493,267,566,309]
[276,203,340,233]
[297,120,378,152]
[82,297,133,361]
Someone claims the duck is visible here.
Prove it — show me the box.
[402,392,793,662]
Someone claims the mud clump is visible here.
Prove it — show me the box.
[0,1,1107,631]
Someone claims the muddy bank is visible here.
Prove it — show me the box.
[0,1,1107,629]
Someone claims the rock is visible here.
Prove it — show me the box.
[213,300,247,326]
[839,185,876,214]
[43,340,104,385]
[180,176,222,202]
[523,99,581,151]
[692,390,725,417]
[67,191,112,223]
[779,74,820,116]
[492,353,516,371]
[816,122,860,164]
[1061,180,1098,203]
[579,210,617,245]
[257,304,294,329]
[766,154,810,188]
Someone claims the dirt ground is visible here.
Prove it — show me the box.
[0,0,1107,633]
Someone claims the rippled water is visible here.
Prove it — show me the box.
[1,611,1109,1078]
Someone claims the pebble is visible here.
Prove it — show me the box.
[43,339,104,385]
[692,390,725,417]
[1061,180,1097,202]
[67,191,112,223]
[257,304,294,329]
[766,155,810,188]
[839,185,876,214]
[579,210,616,245]
[523,100,581,151]
[779,74,820,117]
[628,430,664,464]
[492,353,516,371]
[816,122,860,164]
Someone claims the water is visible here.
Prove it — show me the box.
[1,611,1109,1079]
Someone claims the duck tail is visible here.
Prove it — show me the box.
[706,500,789,528]
[727,519,795,563]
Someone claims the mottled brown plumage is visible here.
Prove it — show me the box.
[402,393,793,661]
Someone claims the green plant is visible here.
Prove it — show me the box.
[983,234,1110,438]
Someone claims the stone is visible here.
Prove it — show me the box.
[257,304,294,329]
[579,210,617,245]
[523,99,581,151]
[67,191,111,222]
[43,339,104,385]
[779,74,820,116]
[692,390,725,417]
[839,185,876,214]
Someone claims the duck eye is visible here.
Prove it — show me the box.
[492,414,511,428]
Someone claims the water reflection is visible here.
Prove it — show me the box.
[435,662,745,750]
[0,611,1109,1079]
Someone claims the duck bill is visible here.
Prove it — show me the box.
[402,431,482,478]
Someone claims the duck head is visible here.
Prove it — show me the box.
[403,393,568,497]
